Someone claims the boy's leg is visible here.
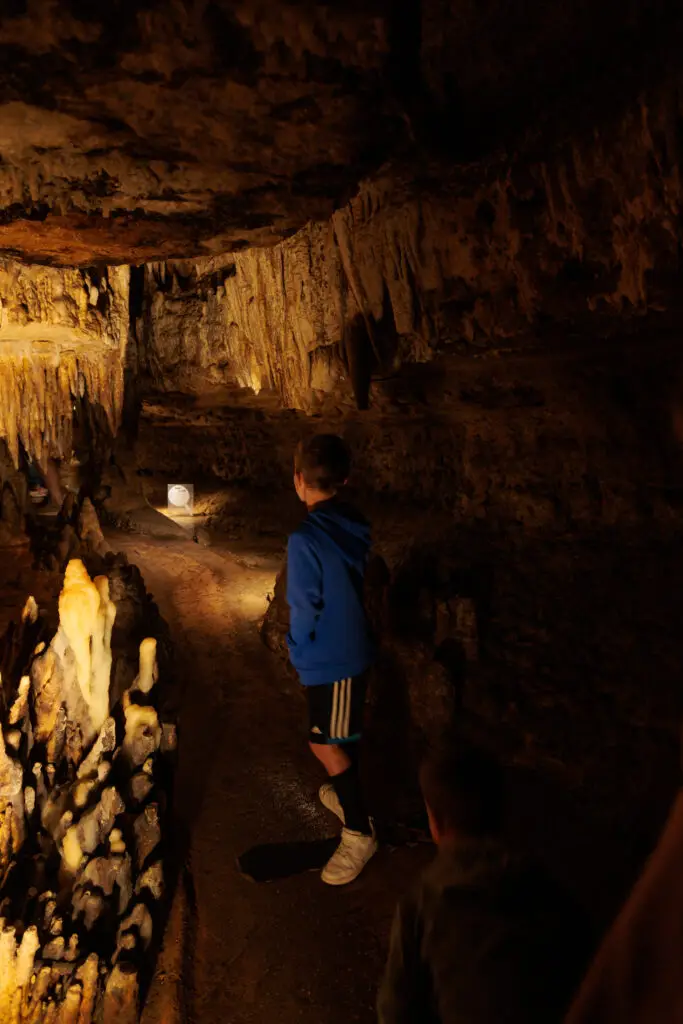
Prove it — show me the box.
[307,677,372,836]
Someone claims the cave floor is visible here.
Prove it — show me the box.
[105,527,431,1024]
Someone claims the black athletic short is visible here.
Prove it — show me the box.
[306,674,367,745]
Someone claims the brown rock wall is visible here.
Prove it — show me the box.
[0,262,129,463]
[141,79,683,409]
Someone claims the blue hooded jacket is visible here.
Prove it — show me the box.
[286,500,374,686]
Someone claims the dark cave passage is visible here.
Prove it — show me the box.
[1,1,683,1021]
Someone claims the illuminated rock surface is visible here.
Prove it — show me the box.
[0,554,174,1022]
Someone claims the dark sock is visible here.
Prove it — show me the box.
[333,763,371,835]
[345,743,360,772]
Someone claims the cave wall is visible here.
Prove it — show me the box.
[137,338,682,534]
[140,75,683,409]
[0,261,129,464]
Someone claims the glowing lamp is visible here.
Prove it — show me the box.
[167,484,194,514]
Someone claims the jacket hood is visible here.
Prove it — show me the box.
[306,500,371,569]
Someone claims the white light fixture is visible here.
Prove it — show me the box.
[167,483,194,514]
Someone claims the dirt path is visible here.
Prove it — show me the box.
[108,529,429,1024]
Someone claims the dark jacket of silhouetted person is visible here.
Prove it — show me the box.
[378,839,588,1024]
[378,748,590,1024]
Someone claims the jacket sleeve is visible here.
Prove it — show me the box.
[286,531,323,655]
[377,893,426,1024]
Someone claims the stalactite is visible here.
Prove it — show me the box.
[0,261,129,466]
[143,84,683,410]
[0,350,125,467]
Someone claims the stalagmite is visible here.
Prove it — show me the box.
[25,965,52,1020]
[0,543,175,1021]
[116,902,153,956]
[90,577,116,733]
[129,771,154,805]
[21,598,37,625]
[61,787,125,876]
[75,955,99,1024]
[122,704,161,769]
[0,923,38,1019]
[16,925,39,991]
[79,501,110,559]
[109,829,126,856]
[57,561,101,714]
[77,717,116,780]
[57,984,82,1023]
[42,936,65,960]
[31,648,65,751]
[0,727,25,873]
[161,723,178,754]
[133,638,157,694]
[135,860,164,901]
[133,804,161,869]
[72,890,105,932]
[103,963,139,1024]
[0,925,17,1019]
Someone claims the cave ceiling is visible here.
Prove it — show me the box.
[0,0,679,266]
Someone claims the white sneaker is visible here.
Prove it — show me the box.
[319,782,345,824]
[321,827,378,886]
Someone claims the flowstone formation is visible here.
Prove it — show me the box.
[0,261,129,468]
[0,558,175,1022]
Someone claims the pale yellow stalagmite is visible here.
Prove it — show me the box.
[76,954,100,1024]
[0,535,173,1021]
[8,988,21,1024]
[56,985,82,1024]
[8,675,30,726]
[103,963,139,1024]
[0,924,15,1017]
[55,560,117,747]
[58,561,100,707]
[62,825,84,876]
[134,637,158,694]
[21,597,37,625]
[122,705,161,768]
[0,723,25,873]
[26,966,52,1019]
[15,925,39,991]
[91,577,116,733]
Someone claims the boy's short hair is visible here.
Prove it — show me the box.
[295,434,350,492]
[419,744,504,838]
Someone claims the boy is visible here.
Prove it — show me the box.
[378,745,590,1023]
[286,434,377,885]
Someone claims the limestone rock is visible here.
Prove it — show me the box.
[0,4,407,264]
[141,77,683,410]
[0,262,127,465]
[133,804,161,870]
[103,963,138,1024]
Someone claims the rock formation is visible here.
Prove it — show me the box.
[0,1,674,264]
[0,261,128,466]
[0,1,408,264]
[0,557,175,1022]
[141,77,683,410]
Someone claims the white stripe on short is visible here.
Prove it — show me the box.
[330,678,352,739]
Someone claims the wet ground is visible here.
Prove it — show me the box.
[102,526,431,1024]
